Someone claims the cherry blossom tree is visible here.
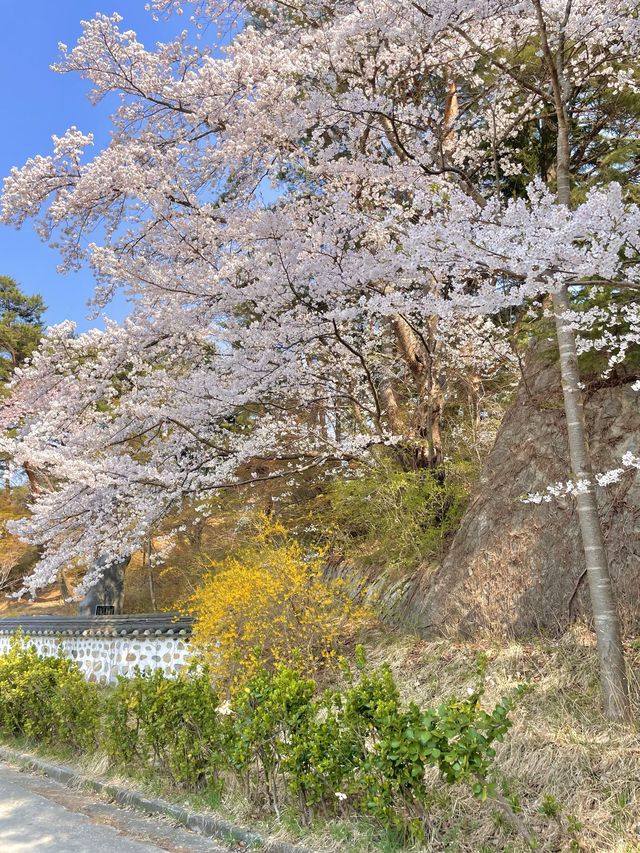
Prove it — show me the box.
[2,0,640,717]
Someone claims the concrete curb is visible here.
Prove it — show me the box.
[0,745,317,853]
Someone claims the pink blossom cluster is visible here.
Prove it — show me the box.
[1,0,639,593]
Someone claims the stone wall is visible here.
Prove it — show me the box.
[0,614,193,685]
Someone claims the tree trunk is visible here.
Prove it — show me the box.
[535,0,631,720]
[79,555,130,615]
[552,289,631,720]
[392,315,445,470]
[144,541,157,612]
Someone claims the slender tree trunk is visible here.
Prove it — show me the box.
[144,541,157,612]
[552,289,630,720]
[535,0,631,720]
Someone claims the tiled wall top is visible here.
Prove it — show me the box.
[0,613,193,638]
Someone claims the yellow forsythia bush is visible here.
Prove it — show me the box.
[186,515,370,692]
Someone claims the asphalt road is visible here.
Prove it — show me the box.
[0,762,226,853]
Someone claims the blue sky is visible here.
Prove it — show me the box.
[0,2,188,331]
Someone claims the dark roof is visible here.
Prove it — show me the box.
[0,613,193,638]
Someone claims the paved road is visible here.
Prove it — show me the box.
[0,763,226,852]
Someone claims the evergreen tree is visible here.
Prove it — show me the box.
[0,276,45,385]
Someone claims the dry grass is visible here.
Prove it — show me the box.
[332,625,640,853]
[0,584,76,616]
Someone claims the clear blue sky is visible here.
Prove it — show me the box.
[0,2,187,331]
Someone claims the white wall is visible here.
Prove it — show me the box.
[0,633,192,685]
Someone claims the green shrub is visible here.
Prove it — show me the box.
[224,647,526,841]
[228,664,318,811]
[0,635,98,750]
[315,462,470,573]
[104,665,226,791]
[0,638,526,844]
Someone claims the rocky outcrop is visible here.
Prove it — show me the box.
[402,353,640,638]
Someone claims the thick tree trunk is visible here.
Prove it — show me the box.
[392,315,445,470]
[378,326,405,436]
[79,555,130,615]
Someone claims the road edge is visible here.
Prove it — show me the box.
[0,744,317,853]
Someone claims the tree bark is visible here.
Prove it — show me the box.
[79,555,130,615]
[144,541,157,612]
[535,0,631,720]
[552,289,631,720]
[392,315,445,469]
